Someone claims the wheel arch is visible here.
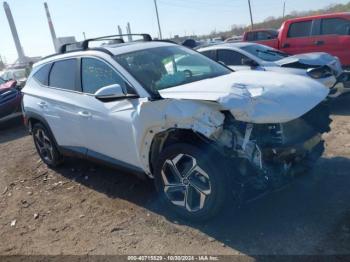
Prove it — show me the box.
[148,128,223,177]
[25,111,60,149]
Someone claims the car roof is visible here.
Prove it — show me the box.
[285,12,350,23]
[36,41,176,67]
[198,41,259,51]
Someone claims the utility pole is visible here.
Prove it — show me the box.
[247,0,254,30]
[282,1,286,19]
[44,2,58,53]
[153,0,162,39]
[3,1,26,64]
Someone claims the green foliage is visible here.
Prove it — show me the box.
[204,1,350,39]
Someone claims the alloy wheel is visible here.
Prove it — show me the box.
[161,153,212,212]
[34,128,54,163]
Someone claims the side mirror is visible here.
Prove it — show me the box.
[95,84,138,101]
[241,58,259,68]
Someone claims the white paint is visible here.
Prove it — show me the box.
[159,71,329,123]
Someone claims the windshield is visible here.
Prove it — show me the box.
[114,46,231,94]
[241,44,289,62]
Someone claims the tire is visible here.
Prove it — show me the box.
[154,143,229,222]
[32,122,63,167]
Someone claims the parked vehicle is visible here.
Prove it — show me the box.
[0,76,17,90]
[243,29,279,48]
[1,68,28,87]
[224,35,243,43]
[0,78,22,123]
[197,42,348,97]
[243,13,350,68]
[22,34,331,221]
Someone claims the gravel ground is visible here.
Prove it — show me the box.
[0,97,349,256]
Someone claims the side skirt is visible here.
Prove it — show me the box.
[58,146,147,180]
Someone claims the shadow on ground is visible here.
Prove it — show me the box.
[330,95,350,116]
[0,118,27,144]
[52,155,350,255]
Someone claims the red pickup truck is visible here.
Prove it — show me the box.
[243,13,350,67]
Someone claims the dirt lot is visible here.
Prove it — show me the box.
[0,97,350,257]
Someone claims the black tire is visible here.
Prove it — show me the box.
[32,122,63,167]
[154,143,229,222]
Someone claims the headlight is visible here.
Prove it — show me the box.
[307,66,333,79]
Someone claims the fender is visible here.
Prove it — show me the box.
[24,111,60,150]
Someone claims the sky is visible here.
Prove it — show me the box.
[0,0,348,63]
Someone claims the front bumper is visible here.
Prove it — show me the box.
[262,133,322,164]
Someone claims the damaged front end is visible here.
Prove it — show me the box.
[217,103,331,202]
[156,71,332,202]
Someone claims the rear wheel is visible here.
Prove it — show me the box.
[32,123,62,167]
[154,143,229,222]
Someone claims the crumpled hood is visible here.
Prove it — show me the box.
[275,52,342,75]
[158,71,329,124]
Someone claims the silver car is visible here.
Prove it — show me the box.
[197,42,348,98]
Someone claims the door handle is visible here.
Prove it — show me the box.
[78,111,92,118]
[314,40,324,46]
[37,101,47,108]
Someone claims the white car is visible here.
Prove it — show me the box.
[1,68,28,87]
[22,35,331,221]
[197,42,348,98]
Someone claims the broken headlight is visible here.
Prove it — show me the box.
[307,66,333,79]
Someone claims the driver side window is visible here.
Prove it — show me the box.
[81,58,127,94]
[217,50,249,66]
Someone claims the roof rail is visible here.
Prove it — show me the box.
[59,42,83,54]
[81,34,152,50]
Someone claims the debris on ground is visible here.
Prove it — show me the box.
[2,186,8,195]
[10,220,16,227]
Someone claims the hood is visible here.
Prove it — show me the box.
[0,80,17,91]
[158,71,329,124]
[275,52,342,75]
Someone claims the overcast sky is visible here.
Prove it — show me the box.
[0,0,348,63]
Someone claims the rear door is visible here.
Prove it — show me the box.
[43,58,86,151]
[280,19,316,54]
[312,17,350,66]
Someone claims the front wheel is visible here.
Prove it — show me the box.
[154,143,229,222]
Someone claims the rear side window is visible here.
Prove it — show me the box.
[33,63,52,86]
[81,58,126,94]
[201,50,216,61]
[246,32,256,41]
[287,21,312,38]
[49,59,77,91]
[217,50,248,66]
[321,18,350,35]
[256,32,272,41]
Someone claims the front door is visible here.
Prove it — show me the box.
[78,57,142,168]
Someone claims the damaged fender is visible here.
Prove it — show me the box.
[131,98,225,176]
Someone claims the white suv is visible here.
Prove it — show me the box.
[22,34,331,221]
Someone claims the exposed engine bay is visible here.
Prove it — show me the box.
[215,103,332,202]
